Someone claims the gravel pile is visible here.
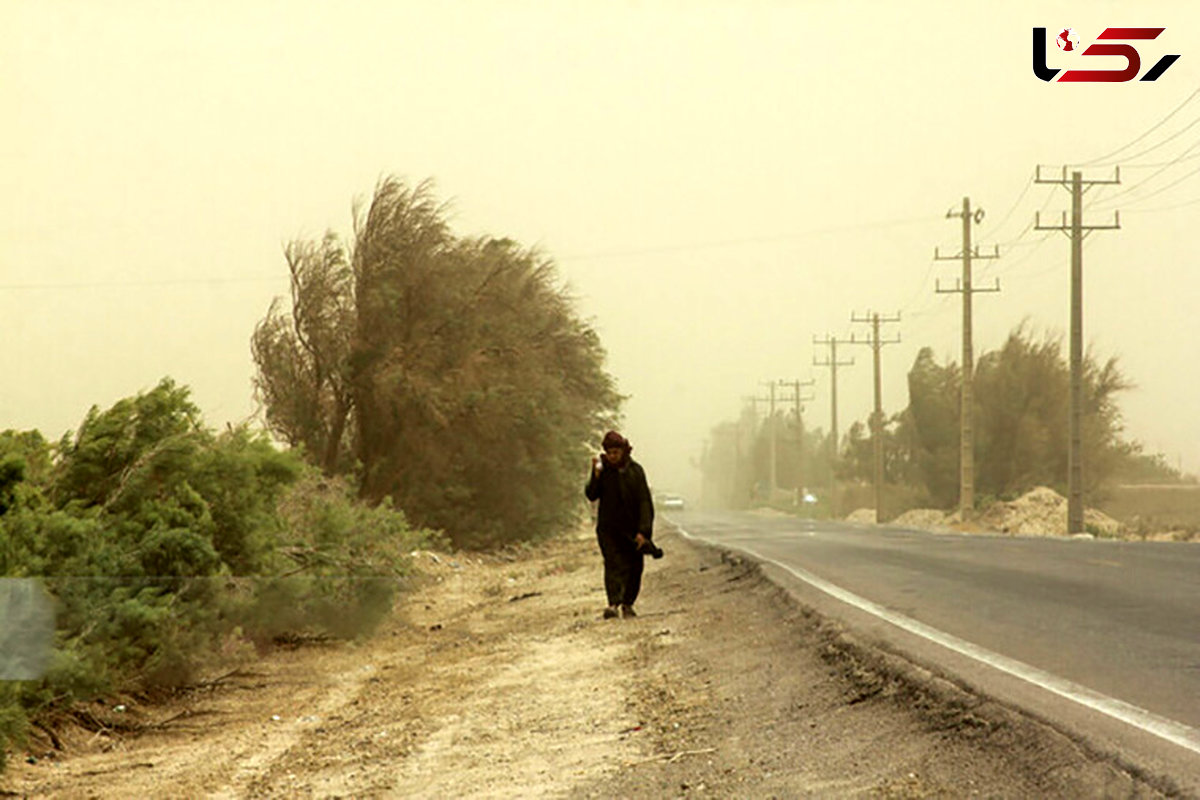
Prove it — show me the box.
[845,508,877,524]
[975,486,1123,537]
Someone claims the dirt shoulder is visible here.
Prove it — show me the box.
[1,525,1175,798]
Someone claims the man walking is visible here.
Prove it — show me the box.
[585,430,655,619]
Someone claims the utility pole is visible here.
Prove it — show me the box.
[778,378,816,504]
[760,381,779,498]
[934,197,1000,520]
[744,391,774,504]
[814,335,855,517]
[777,378,815,427]
[1035,166,1120,535]
[849,312,901,524]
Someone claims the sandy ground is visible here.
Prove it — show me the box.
[0,525,1175,799]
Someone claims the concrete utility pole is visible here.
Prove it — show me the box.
[777,378,815,425]
[1035,166,1120,535]
[777,378,816,502]
[814,335,855,518]
[849,312,901,524]
[760,381,779,496]
[934,197,1000,520]
[744,392,774,503]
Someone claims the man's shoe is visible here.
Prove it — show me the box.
[602,606,619,619]
[619,604,637,619]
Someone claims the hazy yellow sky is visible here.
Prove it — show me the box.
[3,1,1199,498]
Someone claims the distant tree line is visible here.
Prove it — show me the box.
[700,324,1185,517]
[252,177,622,548]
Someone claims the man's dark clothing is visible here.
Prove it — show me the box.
[585,458,655,608]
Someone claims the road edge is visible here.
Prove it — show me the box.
[668,521,1193,798]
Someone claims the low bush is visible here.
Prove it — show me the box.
[0,379,438,770]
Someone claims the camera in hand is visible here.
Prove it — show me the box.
[638,539,664,559]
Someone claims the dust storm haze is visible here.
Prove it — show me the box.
[3,1,1199,507]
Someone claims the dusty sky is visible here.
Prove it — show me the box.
[3,1,1199,500]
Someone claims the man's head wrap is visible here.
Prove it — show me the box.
[602,430,631,454]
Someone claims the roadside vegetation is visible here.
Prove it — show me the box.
[1,176,621,771]
[700,324,1195,524]
[0,380,439,769]
[252,177,622,549]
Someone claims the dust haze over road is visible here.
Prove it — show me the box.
[3,3,1200,501]
[3,4,1200,794]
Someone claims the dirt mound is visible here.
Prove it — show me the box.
[891,508,951,530]
[974,486,1123,537]
[845,508,876,523]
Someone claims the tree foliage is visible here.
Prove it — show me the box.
[253,177,622,548]
[1109,443,1190,484]
[701,324,1142,519]
[252,234,357,475]
[0,379,436,770]
[699,405,830,510]
[899,348,961,507]
[897,325,1133,506]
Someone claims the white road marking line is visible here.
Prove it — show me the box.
[676,525,1200,757]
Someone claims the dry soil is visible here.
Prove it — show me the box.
[0,524,1175,798]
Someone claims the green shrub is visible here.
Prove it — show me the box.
[0,685,27,771]
[0,378,436,771]
[237,473,443,642]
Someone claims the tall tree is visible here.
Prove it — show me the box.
[252,233,356,475]
[254,177,622,547]
[900,325,1132,504]
[900,347,961,508]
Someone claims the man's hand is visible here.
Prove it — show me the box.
[634,533,648,549]
[591,455,602,477]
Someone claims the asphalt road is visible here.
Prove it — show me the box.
[668,509,1200,788]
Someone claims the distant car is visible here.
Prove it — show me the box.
[659,493,685,511]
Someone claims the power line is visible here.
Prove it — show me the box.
[1091,160,1200,211]
[0,275,284,290]
[995,183,1060,248]
[1119,143,1200,168]
[984,171,1036,242]
[1123,194,1200,214]
[1090,113,1200,168]
[1086,138,1200,207]
[896,259,938,315]
[558,215,935,262]
[1073,85,1200,167]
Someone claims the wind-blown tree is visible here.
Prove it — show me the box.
[899,347,961,508]
[252,233,357,475]
[836,417,910,486]
[973,326,1131,499]
[1110,443,1190,484]
[897,325,1132,505]
[254,177,622,547]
